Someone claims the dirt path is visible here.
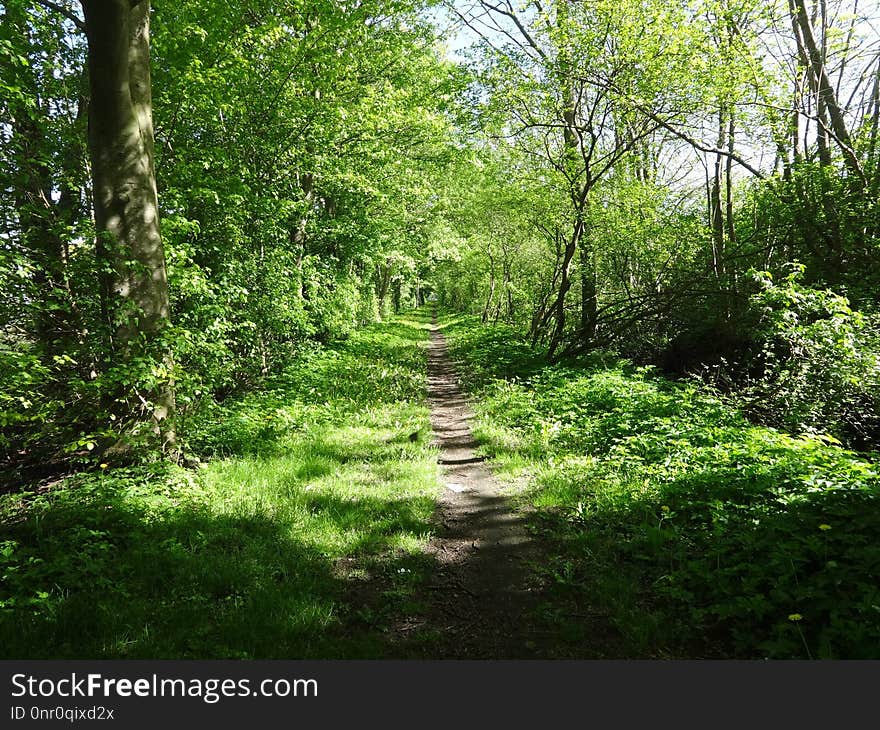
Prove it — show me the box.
[409,320,543,657]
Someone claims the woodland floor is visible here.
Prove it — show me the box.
[363,314,625,658]
[0,309,622,659]
[4,309,877,659]
[392,318,544,657]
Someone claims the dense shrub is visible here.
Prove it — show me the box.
[743,266,880,446]
[445,315,880,658]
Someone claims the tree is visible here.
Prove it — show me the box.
[1,1,88,358]
[81,0,175,449]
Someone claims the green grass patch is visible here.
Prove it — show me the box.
[440,312,880,659]
[0,310,440,658]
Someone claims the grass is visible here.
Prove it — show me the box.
[7,306,877,659]
[439,311,880,659]
[0,309,441,658]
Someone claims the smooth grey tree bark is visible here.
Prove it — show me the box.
[81,0,175,450]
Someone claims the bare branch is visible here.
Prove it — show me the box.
[33,0,85,32]
[478,0,547,60]
[598,88,767,180]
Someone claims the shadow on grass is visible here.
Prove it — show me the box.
[441,312,880,658]
[0,469,438,659]
[520,450,880,659]
[5,307,632,659]
[0,309,443,659]
[185,312,433,461]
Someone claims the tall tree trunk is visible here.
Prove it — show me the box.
[504,257,514,321]
[579,229,596,342]
[868,56,880,170]
[710,107,727,284]
[376,260,392,316]
[789,0,844,266]
[547,217,582,357]
[868,56,880,242]
[724,109,739,312]
[791,0,864,183]
[545,0,587,356]
[725,112,736,250]
[792,68,803,173]
[82,0,175,450]
[392,279,401,314]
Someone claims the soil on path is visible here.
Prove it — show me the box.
[344,314,625,658]
[402,319,545,657]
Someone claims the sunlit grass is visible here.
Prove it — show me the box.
[441,311,880,659]
[0,309,441,658]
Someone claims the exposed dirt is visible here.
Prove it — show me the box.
[388,320,548,657]
[339,315,627,658]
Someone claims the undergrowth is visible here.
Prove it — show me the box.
[0,310,439,658]
[441,312,880,659]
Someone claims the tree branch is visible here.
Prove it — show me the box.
[33,0,85,32]
[478,0,547,60]
[621,102,766,180]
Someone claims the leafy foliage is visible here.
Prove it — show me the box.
[0,313,439,658]
[3,0,880,661]
[743,266,880,445]
[444,314,880,658]
[0,0,463,468]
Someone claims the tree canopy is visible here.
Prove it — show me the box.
[1,0,879,662]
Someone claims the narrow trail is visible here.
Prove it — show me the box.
[410,317,542,657]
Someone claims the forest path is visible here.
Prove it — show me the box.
[406,315,542,657]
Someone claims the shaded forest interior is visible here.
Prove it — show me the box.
[1,0,879,658]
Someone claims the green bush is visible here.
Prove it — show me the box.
[445,314,880,658]
[744,266,880,445]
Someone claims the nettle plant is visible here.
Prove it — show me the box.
[746,266,880,444]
